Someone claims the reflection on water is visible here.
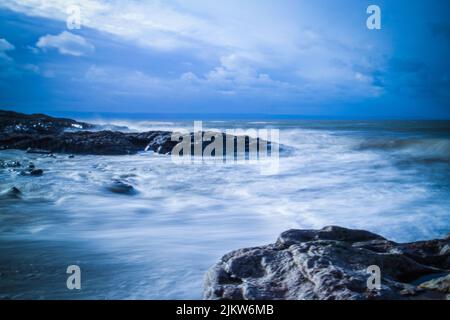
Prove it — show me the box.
[1,120,449,299]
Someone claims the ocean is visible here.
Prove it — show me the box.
[0,119,449,299]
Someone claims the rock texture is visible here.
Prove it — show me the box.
[204,226,450,300]
[106,179,136,195]
[0,186,22,199]
[0,110,93,134]
[0,110,277,156]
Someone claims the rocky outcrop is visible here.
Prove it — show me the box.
[204,226,450,300]
[0,111,278,156]
[0,159,21,168]
[105,179,136,195]
[0,186,22,199]
[0,110,93,134]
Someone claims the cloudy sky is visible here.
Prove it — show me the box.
[0,0,449,118]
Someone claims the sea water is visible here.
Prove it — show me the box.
[0,120,449,299]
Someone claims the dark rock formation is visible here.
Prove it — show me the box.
[0,110,93,134]
[0,111,280,156]
[19,163,43,176]
[0,160,21,168]
[204,226,450,300]
[19,168,43,176]
[106,179,136,195]
[0,186,22,199]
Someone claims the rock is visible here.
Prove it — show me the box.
[106,180,136,195]
[0,110,93,135]
[0,186,22,199]
[29,169,43,176]
[204,226,450,300]
[418,274,450,293]
[0,111,282,156]
[20,168,43,176]
[0,160,21,168]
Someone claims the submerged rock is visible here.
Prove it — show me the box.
[106,180,136,195]
[204,226,450,300]
[29,169,43,176]
[19,168,43,176]
[0,186,22,199]
[0,160,21,168]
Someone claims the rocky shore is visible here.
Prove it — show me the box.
[204,226,450,300]
[0,110,273,156]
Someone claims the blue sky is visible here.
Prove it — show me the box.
[0,0,449,118]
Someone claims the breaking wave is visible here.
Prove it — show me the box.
[358,138,450,163]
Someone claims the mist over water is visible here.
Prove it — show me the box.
[1,120,449,299]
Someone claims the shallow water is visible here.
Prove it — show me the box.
[0,120,449,299]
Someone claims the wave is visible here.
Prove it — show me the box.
[357,138,450,163]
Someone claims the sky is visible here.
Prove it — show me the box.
[0,0,449,119]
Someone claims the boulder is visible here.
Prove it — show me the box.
[0,186,22,199]
[0,160,21,168]
[106,179,136,195]
[204,226,450,300]
[19,167,43,176]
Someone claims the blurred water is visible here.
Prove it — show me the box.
[0,120,449,299]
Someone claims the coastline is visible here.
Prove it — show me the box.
[1,111,449,299]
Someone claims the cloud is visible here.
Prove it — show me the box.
[0,38,15,64]
[0,38,19,82]
[84,65,165,96]
[0,38,38,82]
[0,1,388,101]
[36,31,94,56]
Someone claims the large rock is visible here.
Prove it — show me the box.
[0,186,22,199]
[0,159,21,168]
[0,111,281,156]
[204,226,450,300]
[0,110,93,134]
[105,179,136,195]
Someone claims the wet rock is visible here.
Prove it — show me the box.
[0,110,93,135]
[20,168,43,176]
[0,186,22,199]
[0,160,21,168]
[29,169,43,176]
[106,180,136,195]
[1,111,281,156]
[418,274,450,293]
[204,226,450,300]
